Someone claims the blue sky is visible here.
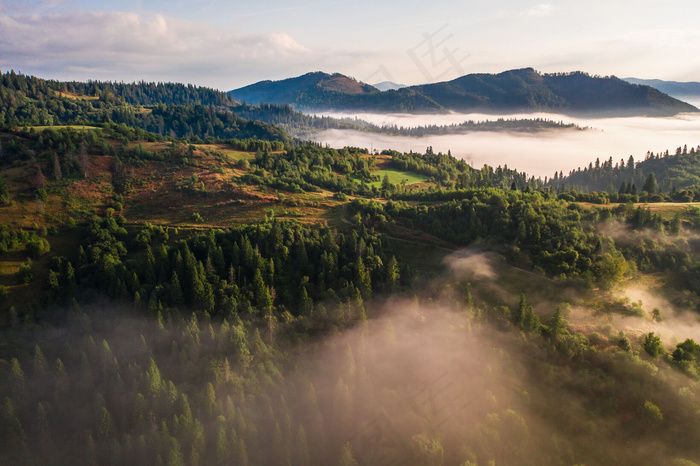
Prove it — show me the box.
[1,0,699,90]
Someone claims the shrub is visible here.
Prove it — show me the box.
[25,238,50,260]
[19,260,34,284]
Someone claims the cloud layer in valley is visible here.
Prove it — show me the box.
[312,111,700,178]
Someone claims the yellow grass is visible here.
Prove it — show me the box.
[55,91,99,100]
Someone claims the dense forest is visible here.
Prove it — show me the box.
[2,71,700,465]
[0,70,286,142]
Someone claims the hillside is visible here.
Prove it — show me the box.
[4,72,700,466]
[0,70,286,142]
[229,68,698,116]
[548,144,700,202]
[414,68,698,116]
[229,71,379,105]
[624,77,700,101]
[229,71,443,112]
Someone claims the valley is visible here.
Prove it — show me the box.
[2,69,700,466]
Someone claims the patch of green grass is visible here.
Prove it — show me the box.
[353,169,428,188]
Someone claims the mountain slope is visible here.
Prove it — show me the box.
[229,71,379,105]
[624,78,700,99]
[414,68,698,115]
[372,81,407,91]
[230,68,699,116]
[229,71,443,112]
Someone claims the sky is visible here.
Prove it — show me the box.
[1,0,699,91]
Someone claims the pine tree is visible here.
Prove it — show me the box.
[9,358,26,401]
[253,268,271,311]
[295,424,311,466]
[215,416,230,465]
[642,173,657,195]
[97,406,115,439]
[300,286,313,316]
[2,396,23,439]
[33,345,47,375]
[170,271,184,307]
[338,441,358,466]
[548,307,565,335]
[355,257,371,300]
[385,255,399,292]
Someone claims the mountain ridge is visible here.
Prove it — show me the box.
[229,68,699,116]
[623,77,700,101]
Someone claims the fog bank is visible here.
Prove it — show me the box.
[311,111,700,178]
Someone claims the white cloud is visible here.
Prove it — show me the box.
[0,11,321,88]
[521,4,553,17]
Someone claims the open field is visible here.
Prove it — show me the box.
[350,168,428,188]
[371,168,428,187]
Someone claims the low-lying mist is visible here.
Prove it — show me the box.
[310,111,700,178]
[4,249,700,465]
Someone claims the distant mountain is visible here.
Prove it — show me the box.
[229,71,378,106]
[229,71,441,112]
[412,68,696,115]
[623,78,700,100]
[230,68,699,116]
[372,81,407,91]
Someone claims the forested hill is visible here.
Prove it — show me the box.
[229,71,442,112]
[0,70,286,142]
[412,68,698,116]
[229,68,698,116]
[2,70,235,107]
[549,144,700,199]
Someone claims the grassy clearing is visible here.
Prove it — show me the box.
[370,169,428,187]
[55,91,99,100]
[350,169,429,188]
[26,125,102,132]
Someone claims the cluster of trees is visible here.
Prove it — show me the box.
[349,191,626,284]
[230,103,583,138]
[103,104,288,142]
[550,145,700,196]
[241,143,382,196]
[47,216,403,328]
[1,70,235,108]
[62,80,235,107]
[387,148,541,191]
[374,117,584,136]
